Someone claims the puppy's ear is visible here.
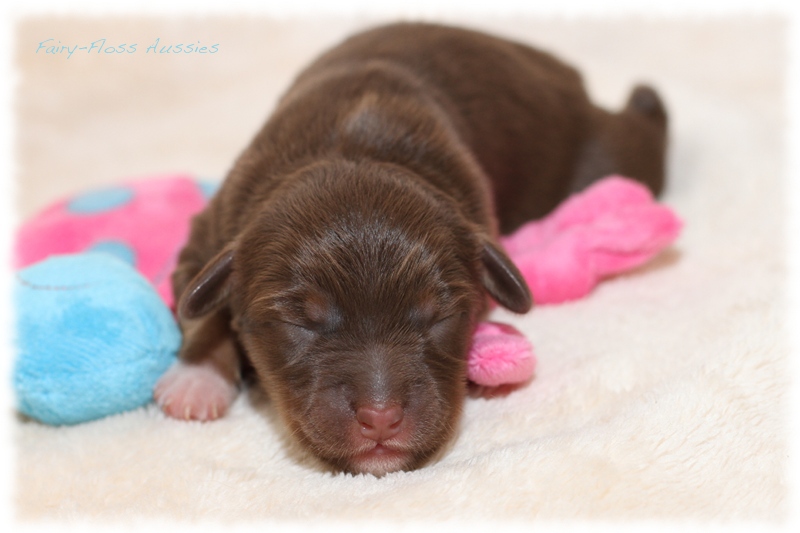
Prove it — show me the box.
[480,239,532,314]
[178,246,235,321]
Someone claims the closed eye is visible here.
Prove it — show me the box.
[432,314,456,326]
[429,312,466,341]
[409,303,458,331]
[276,319,318,331]
[276,317,339,335]
[277,319,310,329]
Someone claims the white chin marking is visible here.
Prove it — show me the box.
[349,446,410,476]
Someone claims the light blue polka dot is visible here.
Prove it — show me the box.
[88,240,136,267]
[195,179,220,200]
[67,187,134,214]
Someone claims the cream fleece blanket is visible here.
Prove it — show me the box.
[12,15,788,524]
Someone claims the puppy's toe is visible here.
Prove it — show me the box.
[154,361,238,421]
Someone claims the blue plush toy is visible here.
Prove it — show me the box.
[13,253,180,425]
[13,175,214,425]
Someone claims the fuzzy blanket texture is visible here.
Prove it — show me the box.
[12,16,789,524]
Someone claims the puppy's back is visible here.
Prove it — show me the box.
[296,23,594,227]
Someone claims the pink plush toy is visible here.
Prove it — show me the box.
[499,176,683,305]
[467,176,682,385]
[15,174,681,388]
[15,175,210,309]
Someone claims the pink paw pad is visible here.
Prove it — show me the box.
[154,361,238,421]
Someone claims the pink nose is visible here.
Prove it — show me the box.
[356,405,404,442]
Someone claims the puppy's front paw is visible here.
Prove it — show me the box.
[154,361,238,421]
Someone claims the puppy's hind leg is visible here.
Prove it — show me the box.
[571,84,669,196]
[154,310,241,421]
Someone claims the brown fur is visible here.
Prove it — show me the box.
[170,22,668,475]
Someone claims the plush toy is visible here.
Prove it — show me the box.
[14,175,211,425]
[14,253,180,425]
[15,174,213,309]
[466,176,682,384]
[468,321,535,388]
[13,174,681,425]
[499,176,682,304]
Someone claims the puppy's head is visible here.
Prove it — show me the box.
[180,161,530,476]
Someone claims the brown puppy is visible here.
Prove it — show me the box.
[154,22,668,476]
